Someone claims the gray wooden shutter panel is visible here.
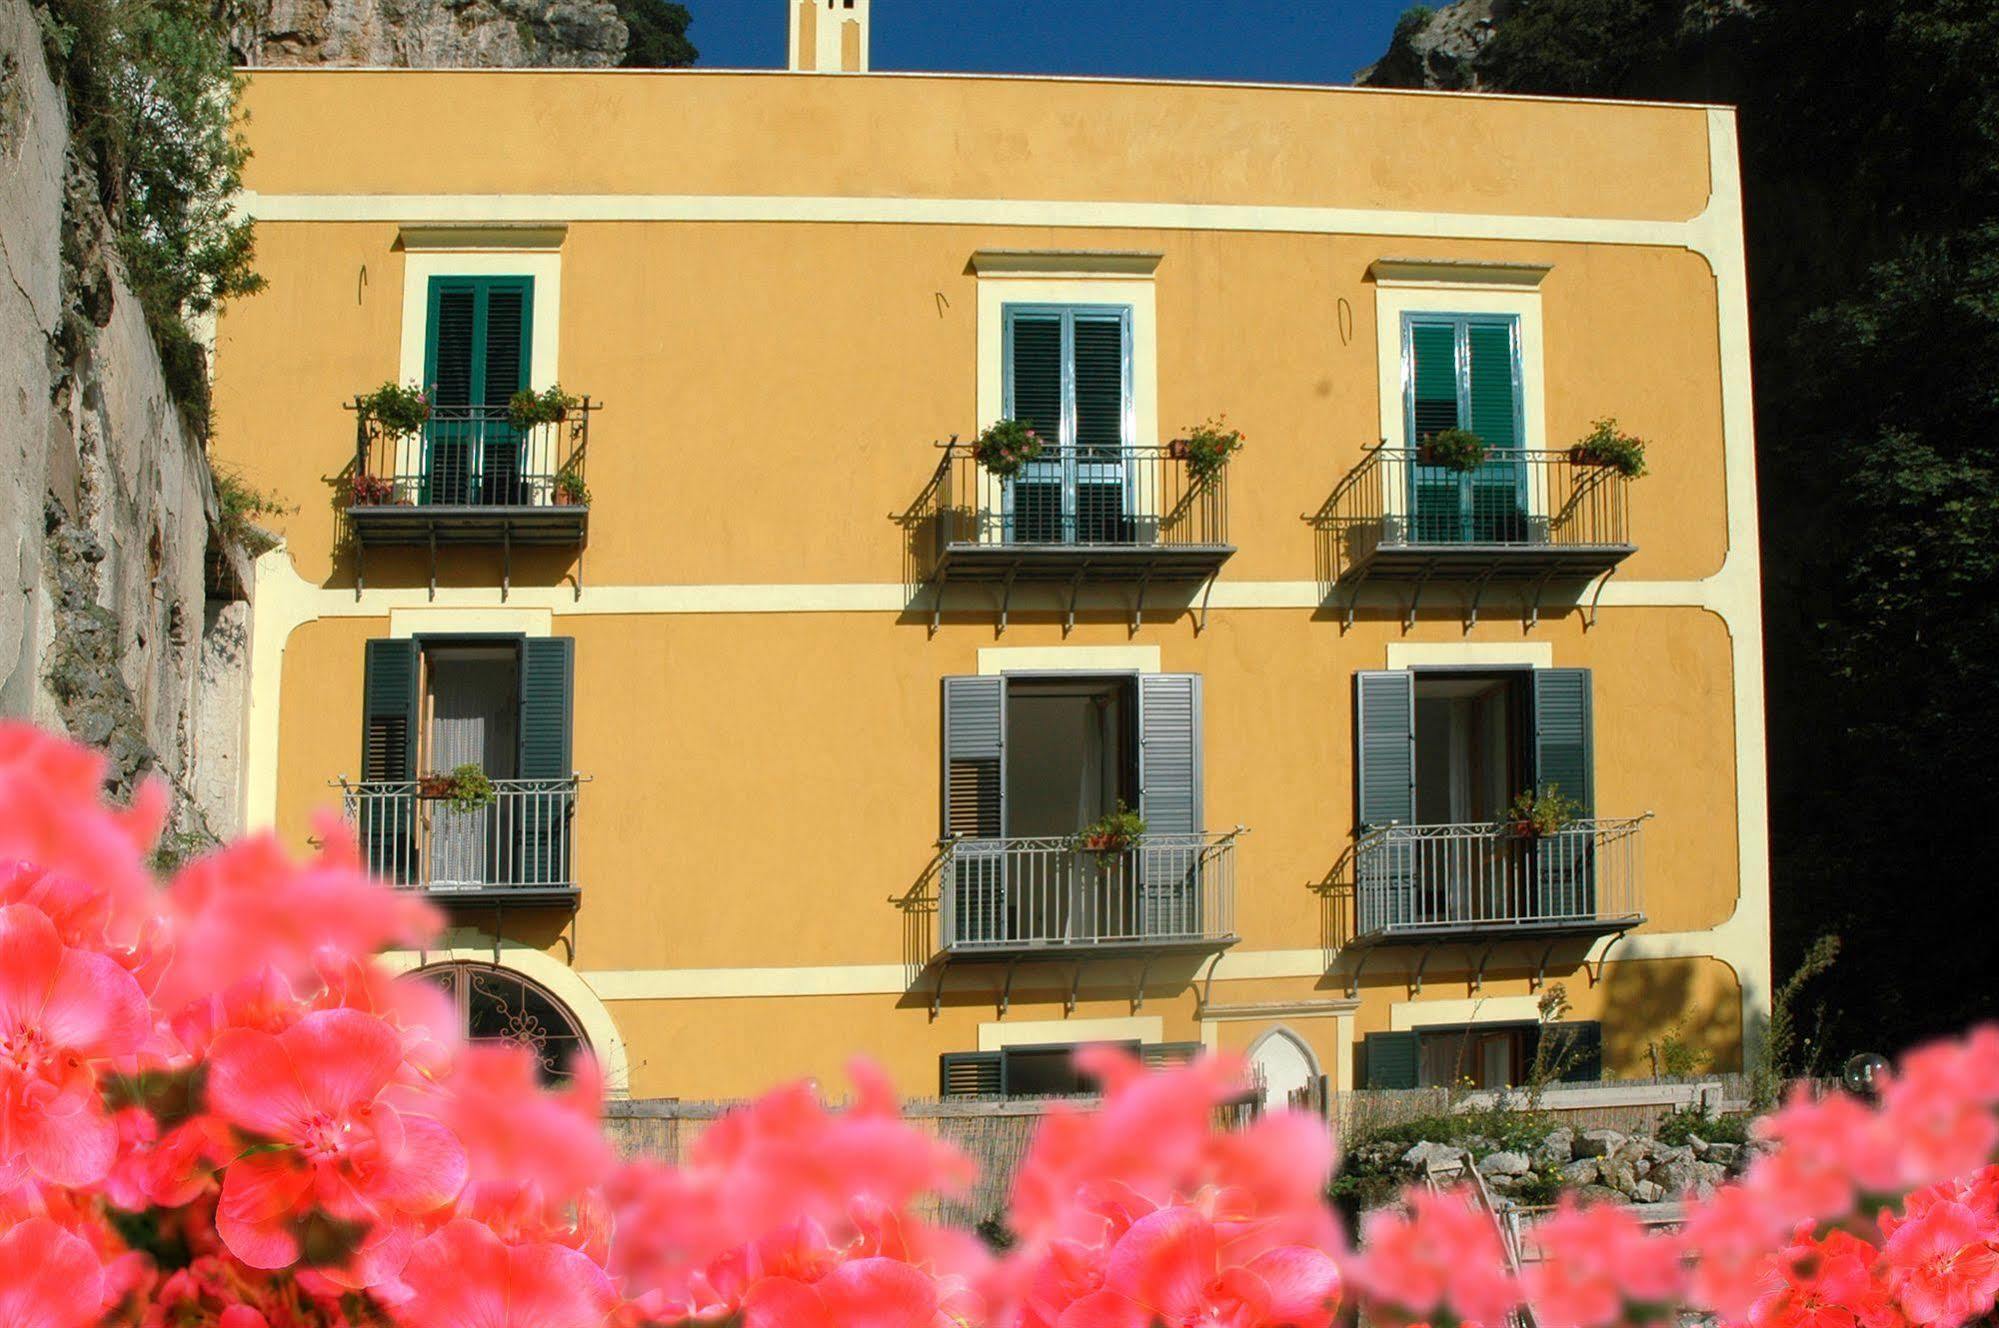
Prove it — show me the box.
[1531,669,1594,812]
[940,1051,1003,1098]
[1365,1031,1421,1089]
[942,676,1006,947]
[1354,671,1415,828]
[517,637,574,887]
[1138,674,1202,935]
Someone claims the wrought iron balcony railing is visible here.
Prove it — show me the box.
[337,777,582,905]
[349,401,595,513]
[930,441,1230,553]
[938,831,1242,957]
[1351,816,1648,944]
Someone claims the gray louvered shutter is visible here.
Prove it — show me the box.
[942,676,1006,947]
[517,638,574,887]
[940,1051,1003,1098]
[360,639,419,883]
[1140,1042,1203,1069]
[1354,671,1416,933]
[1365,1031,1421,1089]
[1138,674,1202,937]
[1532,668,1595,919]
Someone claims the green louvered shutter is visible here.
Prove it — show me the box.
[423,276,533,507]
[940,1051,1003,1098]
[942,676,1006,946]
[1138,674,1203,936]
[1531,668,1596,919]
[1354,671,1416,933]
[360,639,419,883]
[1007,313,1064,543]
[1072,312,1129,541]
[1407,320,1463,543]
[516,637,574,887]
[1365,1031,1420,1089]
[1465,321,1526,541]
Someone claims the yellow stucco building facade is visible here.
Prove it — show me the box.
[211,25,1769,1103]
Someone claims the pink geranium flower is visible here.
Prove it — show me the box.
[1883,1200,1999,1327]
[0,724,164,948]
[0,903,151,1188]
[396,1219,617,1328]
[1748,1228,1901,1328]
[0,1217,106,1328]
[206,1008,466,1283]
[739,1256,941,1328]
[1348,1188,1518,1326]
[1523,1199,1685,1328]
[1054,1206,1340,1328]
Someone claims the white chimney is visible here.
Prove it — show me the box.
[788,0,870,73]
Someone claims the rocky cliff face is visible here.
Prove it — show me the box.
[228,0,630,67]
[1354,0,1509,90]
[1,0,249,843]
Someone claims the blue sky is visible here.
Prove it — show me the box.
[687,1,1413,85]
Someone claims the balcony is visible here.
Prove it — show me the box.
[938,831,1241,960]
[344,400,596,595]
[910,442,1234,632]
[1316,446,1635,628]
[1350,816,1648,948]
[338,777,583,907]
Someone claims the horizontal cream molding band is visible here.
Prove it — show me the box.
[240,192,1716,256]
[1368,257,1553,288]
[577,928,1744,1003]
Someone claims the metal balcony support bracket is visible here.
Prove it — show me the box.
[1470,943,1496,994]
[928,966,946,1020]
[1524,566,1558,632]
[1131,953,1157,1012]
[1130,565,1154,635]
[353,543,368,601]
[1585,929,1630,986]
[1063,564,1090,636]
[1404,561,1439,633]
[1341,565,1371,632]
[573,542,585,602]
[997,566,1019,637]
[1531,938,1561,991]
[426,528,439,602]
[1465,566,1498,633]
[1065,963,1084,1016]
[929,565,949,637]
[501,524,512,602]
[1586,565,1617,629]
[1196,572,1218,634]
[1197,952,1225,1006]
[1409,942,1440,998]
[997,956,1021,1017]
[1344,946,1374,1000]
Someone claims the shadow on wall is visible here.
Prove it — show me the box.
[1595,956,1739,1076]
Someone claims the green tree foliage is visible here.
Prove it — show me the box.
[615,0,696,67]
[38,0,263,432]
[1365,0,1999,1059]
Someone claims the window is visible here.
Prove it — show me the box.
[358,636,575,889]
[939,1042,1201,1098]
[423,275,533,506]
[408,963,588,1084]
[1003,304,1133,544]
[1403,313,1527,543]
[1413,672,1528,826]
[1363,1022,1601,1089]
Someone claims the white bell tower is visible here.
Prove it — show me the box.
[788,0,870,73]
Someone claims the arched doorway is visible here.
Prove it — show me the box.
[410,962,590,1084]
[1247,1027,1320,1113]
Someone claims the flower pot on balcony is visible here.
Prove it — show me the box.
[1167,438,1192,462]
[418,774,455,799]
[1079,832,1130,853]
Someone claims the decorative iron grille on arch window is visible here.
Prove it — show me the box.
[410,962,588,1084]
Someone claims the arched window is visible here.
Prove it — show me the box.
[409,962,589,1084]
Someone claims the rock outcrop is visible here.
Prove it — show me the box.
[1354,0,1509,90]
[1,0,249,844]
[228,0,630,67]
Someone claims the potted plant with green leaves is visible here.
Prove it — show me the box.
[1505,785,1580,839]
[973,418,1045,478]
[1416,427,1489,472]
[418,764,497,812]
[508,385,581,430]
[1074,802,1147,854]
[1169,415,1245,483]
[357,382,431,438]
[554,469,591,507]
[1567,417,1649,477]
